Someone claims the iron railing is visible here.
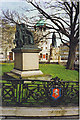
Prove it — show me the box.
[0,77,79,107]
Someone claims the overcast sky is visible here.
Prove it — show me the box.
[0,0,35,18]
[0,0,23,2]
[0,0,28,12]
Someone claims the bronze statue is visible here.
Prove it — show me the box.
[13,23,34,48]
[52,32,56,47]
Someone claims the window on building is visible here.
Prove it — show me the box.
[9,52,13,61]
[40,53,42,59]
[9,45,11,48]
[46,53,48,60]
[43,54,45,59]
[41,47,43,50]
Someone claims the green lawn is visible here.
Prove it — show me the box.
[0,63,79,81]
[39,64,78,81]
[1,63,78,106]
[0,63,14,76]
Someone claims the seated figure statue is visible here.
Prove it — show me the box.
[13,23,34,48]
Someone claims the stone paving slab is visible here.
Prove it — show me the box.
[0,107,79,117]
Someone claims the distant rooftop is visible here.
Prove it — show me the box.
[36,18,46,27]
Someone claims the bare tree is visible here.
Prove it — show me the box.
[2,9,53,44]
[1,18,16,60]
[26,0,79,70]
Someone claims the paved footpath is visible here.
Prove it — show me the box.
[0,106,79,118]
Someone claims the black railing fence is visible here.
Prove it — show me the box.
[0,77,79,107]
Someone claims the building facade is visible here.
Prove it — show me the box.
[0,32,15,62]
[59,44,79,63]
[34,17,51,62]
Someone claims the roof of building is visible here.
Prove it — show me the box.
[36,19,46,27]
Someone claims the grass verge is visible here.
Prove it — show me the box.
[0,63,79,81]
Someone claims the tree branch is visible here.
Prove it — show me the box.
[58,32,70,47]
[73,2,79,31]
[29,1,70,38]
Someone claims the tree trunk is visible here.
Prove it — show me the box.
[67,43,77,70]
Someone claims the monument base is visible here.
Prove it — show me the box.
[4,72,52,81]
[11,45,43,77]
[11,69,43,77]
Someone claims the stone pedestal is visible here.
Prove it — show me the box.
[50,47,60,63]
[11,45,43,77]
